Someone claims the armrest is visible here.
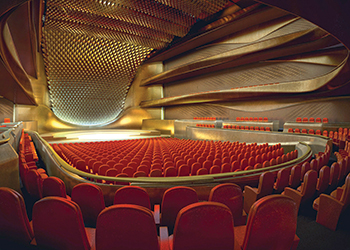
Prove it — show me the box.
[154,204,160,224]
[159,226,170,250]
[316,194,344,231]
[330,187,344,200]
[243,186,258,214]
[283,187,302,211]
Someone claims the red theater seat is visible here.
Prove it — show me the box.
[316,166,330,195]
[133,171,147,177]
[150,169,163,177]
[197,168,208,175]
[243,171,275,213]
[178,165,190,176]
[166,202,236,250]
[274,168,291,193]
[114,186,151,210]
[313,173,350,231]
[42,177,71,200]
[301,162,311,181]
[26,169,47,200]
[164,167,177,177]
[71,183,105,228]
[234,195,299,250]
[210,165,221,174]
[329,162,340,191]
[208,183,246,226]
[0,187,34,244]
[32,197,95,250]
[96,204,161,250]
[156,186,198,231]
[289,165,302,189]
[283,170,318,211]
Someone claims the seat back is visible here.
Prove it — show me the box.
[289,165,301,188]
[164,167,177,177]
[329,162,340,189]
[96,204,159,250]
[160,186,198,229]
[114,186,151,209]
[190,162,201,175]
[0,187,34,244]
[26,169,44,199]
[340,173,350,208]
[300,170,318,201]
[242,195,297,250]
[71,183,105,227]
[178,164,190,176]
[197,167,208,175]
[208,183,244,226]
[257,171,275,197]
[310,159,319,173]
[32,197,91,250]
[316,166,330,194]
[42,176,67,198]
[274,168,290,193]
[338,159,347,183]
[301,162,311,180]
[172,202,235,250]
[150,169,162,177]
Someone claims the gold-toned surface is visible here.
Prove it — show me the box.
[139,53,347,108]
[41,0,232,126]
[0,10,37,106]
[0,140,21,193]
[142,119,175,136]
[141,17,332,86]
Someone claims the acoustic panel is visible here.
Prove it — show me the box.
[41,0,232,125]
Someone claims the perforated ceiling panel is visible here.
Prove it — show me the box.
[42,0,231,126]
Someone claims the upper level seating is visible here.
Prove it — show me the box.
[18,130,47,185]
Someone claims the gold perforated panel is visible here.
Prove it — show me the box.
[42,0,231,125]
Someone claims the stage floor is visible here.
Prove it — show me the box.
[40,129,168,143]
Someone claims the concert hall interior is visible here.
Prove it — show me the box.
[1,0,350,249]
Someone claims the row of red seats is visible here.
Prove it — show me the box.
[18,130,48,198]
[0,118,11,127]
[287,128,350,149]
[287,128,323,135]
[223,125,271,131]
[244,145,331,211]
[193,117,216,120]
[236,117,269,122]
[196,123,215,128]
[244,144,350,232]
[315,144,350,230]
[0,183,300,250]
[296,117,328,123]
